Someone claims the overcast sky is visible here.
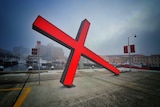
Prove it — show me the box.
[1,0,160,56]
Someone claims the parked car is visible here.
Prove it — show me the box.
[28,66,33,70]
[0,65,4,71]
[51,66,54,70]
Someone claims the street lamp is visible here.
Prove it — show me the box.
[128,34,136,71]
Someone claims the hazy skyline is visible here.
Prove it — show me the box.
[1,0,160,56]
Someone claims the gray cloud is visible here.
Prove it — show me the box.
[0,0,160,56]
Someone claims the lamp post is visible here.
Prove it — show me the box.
[128,34,136,71]
[37,41,41,85]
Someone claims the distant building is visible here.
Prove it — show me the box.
[35,42,65,61]
[26,41,66,69]
[100,54,160,67]
[101,55,128,65]
[149,55,160,67]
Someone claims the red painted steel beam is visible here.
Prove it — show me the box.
[33,15,120,86]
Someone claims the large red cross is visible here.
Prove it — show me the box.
[33,16,120,87]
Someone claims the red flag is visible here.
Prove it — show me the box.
[124,46,128,53]
[130,44,135,53]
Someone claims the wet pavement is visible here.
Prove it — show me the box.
[0,68,160,107]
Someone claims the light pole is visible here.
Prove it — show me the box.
[38,47,40,85]
[128,34,136,71]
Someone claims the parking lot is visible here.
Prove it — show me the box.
[0,68,160,107]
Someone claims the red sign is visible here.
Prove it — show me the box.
[130,44,135,53]
[123,45,135,53]
[32,48,37,55]
[124,46,128,53]
[32,16,120,86]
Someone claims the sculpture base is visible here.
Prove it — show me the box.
[64,84,76,88]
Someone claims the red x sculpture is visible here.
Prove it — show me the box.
[33,16,120,87]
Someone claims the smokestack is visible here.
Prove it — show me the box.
[37,41,41,48]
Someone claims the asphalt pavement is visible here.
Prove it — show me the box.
[0,68,160,107]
